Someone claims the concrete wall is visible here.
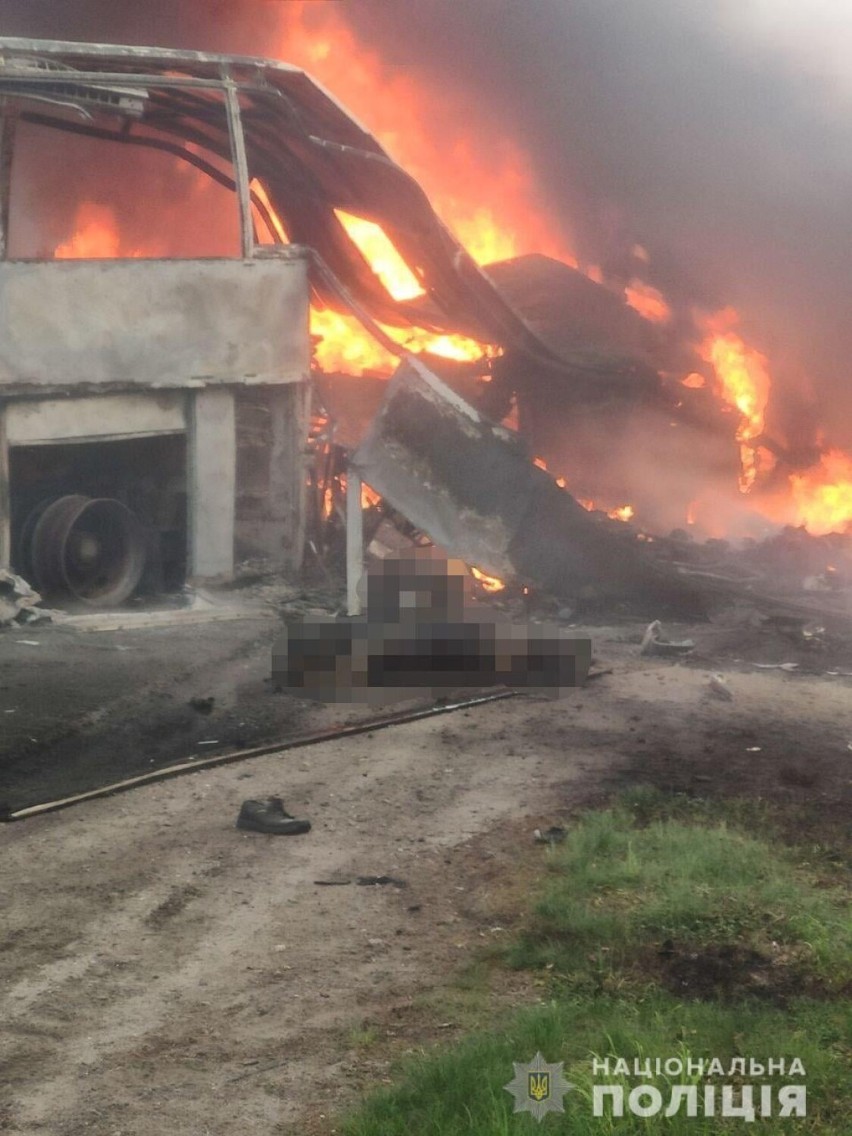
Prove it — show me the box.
[0,255,309,393]
[234,383,311,572]
[5,392,186,445]
[0,252,312,584]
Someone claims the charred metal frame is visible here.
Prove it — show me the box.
[0,37,686,604]
[0,38,322,587]
[0,36,586,358]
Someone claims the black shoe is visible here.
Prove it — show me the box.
[236,797,311,835]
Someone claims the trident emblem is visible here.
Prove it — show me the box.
[528,1071,551,1101]
[505,1052,574,1121]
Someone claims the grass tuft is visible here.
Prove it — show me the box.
[508,806,850,991]
[339,796,851,1135]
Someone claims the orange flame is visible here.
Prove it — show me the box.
[551,471,634,521]
[360,482,382,509]
[334,210,424,301]
[699,307,771,492]
[310,308,489,374]
[695,308,852,532]
[272,4,576,272]
[249,177,491,373]
[251,178,289,244]
[681,372,705,389]
[337,472,383,511]
[788,449,852,535]
[625,279,671,324]
[54,203,131,259]
[470,566,506,593]
[580,501,635,522]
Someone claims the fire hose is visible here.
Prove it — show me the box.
[2,689,520,822]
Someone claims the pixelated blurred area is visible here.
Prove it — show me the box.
[273,548,592,704]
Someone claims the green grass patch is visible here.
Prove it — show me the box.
[339,797,851,1134]
[620,785,850,877]
[508,803,851,993]
[342,997,850,1134]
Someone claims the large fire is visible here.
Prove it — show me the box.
[699,307,771,492]
[267,2,581,375]
[268,8,850,540]
[696,307,852,533]
[250,179,492,372]
[273,8,575,270]
[49,2,852,539]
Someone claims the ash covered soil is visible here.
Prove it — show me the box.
[0,599,850,1134]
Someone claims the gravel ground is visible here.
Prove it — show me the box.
[1,609,850,1134]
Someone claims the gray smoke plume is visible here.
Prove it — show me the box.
[343,0,852,449]
[0,0,276,54]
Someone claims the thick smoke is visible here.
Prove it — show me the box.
[0,0,278,55]
[343,0,852,449]
[1,0,850,448]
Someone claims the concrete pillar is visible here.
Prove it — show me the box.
[0,403,9,571]
[188,387,236,581]
[267,381,310,571]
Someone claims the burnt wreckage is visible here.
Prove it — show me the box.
[0,38,732,610]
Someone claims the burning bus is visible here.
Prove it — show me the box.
[0,36,695,608]
[0,36,848,612]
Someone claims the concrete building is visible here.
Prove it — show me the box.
[0,39,312,603]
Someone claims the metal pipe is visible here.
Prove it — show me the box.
[0,70,269,91]
[222,70,253,259]
[2,690,519,822]
[0,102,16,260]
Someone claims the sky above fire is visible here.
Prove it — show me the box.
[734,0,852,99]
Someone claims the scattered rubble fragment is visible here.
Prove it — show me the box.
[640,620,695,656]
[534,826,567,845]
[707,674,734,701]
[0,570,55,628]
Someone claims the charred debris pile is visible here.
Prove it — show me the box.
[308,357,852,627]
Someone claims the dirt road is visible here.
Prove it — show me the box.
[1,624,850,1134]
